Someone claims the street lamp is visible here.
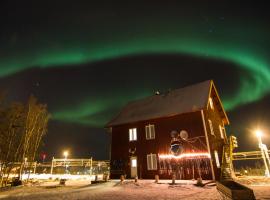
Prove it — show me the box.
[255,130,263,144]
[63,151,69,174]
[63,151,68,159]
[255,130,270,177]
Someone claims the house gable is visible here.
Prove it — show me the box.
[207,81,229,125]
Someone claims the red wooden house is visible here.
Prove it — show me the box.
[106,80,229,180]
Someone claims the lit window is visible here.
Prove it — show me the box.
[214,150,220,168]
[145,124,155,140]
[131,158,137,167]
[129,128,137,141]
[209,97,214,110]
[219,125,224,139]
[147,154,157,170]
[208,119,214,135]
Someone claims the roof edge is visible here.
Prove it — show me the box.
[105,109,203,128]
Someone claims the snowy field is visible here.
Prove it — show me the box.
[0,179,270,200]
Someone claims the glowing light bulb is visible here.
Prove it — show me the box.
[255,130,263,138]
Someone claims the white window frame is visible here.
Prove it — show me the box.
[214,150,220,168]
[145,124,155,140]
[219,125,224,139]
[208,119,214,135]
[147,154,157,170]
[129,128,137,141]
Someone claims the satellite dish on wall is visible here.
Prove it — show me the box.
[170,130,178,138]
[180,130,189,140]
[170,140,183,156]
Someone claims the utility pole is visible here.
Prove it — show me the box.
[90,157,93,178]
[256,130,270,177]
[230,135,238,178]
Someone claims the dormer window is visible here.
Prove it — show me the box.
[209,97,214,110]
[129,128,137,141]
[145,124,155,140]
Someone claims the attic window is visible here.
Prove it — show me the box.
[129,128,137,141]
[209,97,214,110]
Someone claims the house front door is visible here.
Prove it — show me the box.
[130,156,137,178]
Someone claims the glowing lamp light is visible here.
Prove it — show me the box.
[63,151,69,159]
[159,152,211,159]
[255,130,263,138]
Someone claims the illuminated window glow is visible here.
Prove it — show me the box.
[208,119,214,135]
[219,125,224,139]
[129,128,137,141]
[209,97,214,110]
[131,158,137,167]
[214,150,220,168]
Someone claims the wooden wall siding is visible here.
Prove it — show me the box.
[110,111,213,179]
[203,88,228,180]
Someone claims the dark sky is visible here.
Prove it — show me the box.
[0,1,270,160]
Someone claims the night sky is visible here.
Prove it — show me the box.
[0,1,270,160]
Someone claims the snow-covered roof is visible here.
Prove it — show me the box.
[106,80,227,127]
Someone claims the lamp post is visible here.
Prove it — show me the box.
[63,151,68,160]
[255,130,270,177]
[63,151,69,174]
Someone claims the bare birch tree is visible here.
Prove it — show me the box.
[18,95,50,179]
[0,95,49,185]
[0,102,24,186]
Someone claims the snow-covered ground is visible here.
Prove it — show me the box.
[0,178,269,200]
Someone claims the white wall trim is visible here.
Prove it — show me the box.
[201,110,215,180]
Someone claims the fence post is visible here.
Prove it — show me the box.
[134,175,138,183]
[120,175,125,183]
[172,173,176,185]
[155,174,159,183]
[50,157,54,175]
[33,162,37,174]
[196,177,203,186]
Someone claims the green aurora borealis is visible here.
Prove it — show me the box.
[1,1,270,128]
